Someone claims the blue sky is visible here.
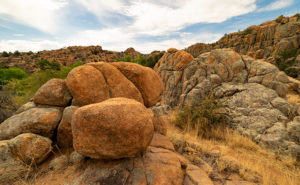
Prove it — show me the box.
[0,0,299,53]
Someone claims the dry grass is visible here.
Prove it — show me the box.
[167,111,300,185]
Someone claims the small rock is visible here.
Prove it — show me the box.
[49,155,68,171]
[69,151,85,165]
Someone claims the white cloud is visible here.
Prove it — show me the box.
[0,31,222,53]
[257,0,294,12]
[75,0,256,36]
[122,0,256,36]
[0,0,68,33]
[0,0,256,53]
[0,40,63,52]
[13,34,24,37]
[73,0,125,17]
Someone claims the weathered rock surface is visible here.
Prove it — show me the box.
[8,133,52,164]
[33,78,72,106]
[186,15,300,73]
[63,133,214,185]
[66,62,163,107]
[66,65,110,106]
[0,107,62,140]
[72,98,154,159]
[0,133,52,184]
[57,106,79,147]
[154,48,299,156]
[112,62,164,107]
[88,62,144,104]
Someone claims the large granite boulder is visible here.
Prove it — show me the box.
[33,78,72,106]
[66,62,163,107]
[111,62,164,107]
[72,98,154,159]
[66,65,110,106]
[0,107,62,140]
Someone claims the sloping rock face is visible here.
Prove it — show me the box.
[67,62,163,107]
[186,14,300,60]
[154,48,300,156]
[72,98,154,159]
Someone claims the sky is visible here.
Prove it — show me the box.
[0,0,299,53]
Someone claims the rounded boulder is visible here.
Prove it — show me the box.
[72,98,154,159]
[66,65,109,106]
[33,79,72,106]
[111,62,163,107]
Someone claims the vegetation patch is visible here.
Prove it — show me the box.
[1,61,83,108]
[175,94,229,140]
[275,48,300,78]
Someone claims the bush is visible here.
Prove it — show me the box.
[37,59,60,71]
[124,55,133,62]
[0,67,28,84]
[276,15,284,23]
[2,51,9,57]
[175,94,229,139]
[133,55,146,65]
[275,48,300,77]
[3,62,83,107]
[145,53,164,68]
[243,28,253,35]
[14,50,21,57]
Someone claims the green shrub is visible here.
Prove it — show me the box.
[175,94,229,139]
[134,55,146,65]
[115,56,121,62]
[276,15,284,23]
[2,51,9,57]
[3,62,83,107]
[37,59,60,71]
[124,55,133,62]
[145,53,164,68]
[275,48,300,77]
[14,50,21,57]
[243,28,253,35]
[0,67,28,83]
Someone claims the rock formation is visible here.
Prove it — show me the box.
[186,14,300,79]
[154,48,300,156]
[0,62,214,185]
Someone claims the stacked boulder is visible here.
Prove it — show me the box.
[0,62,215,185]
[154,48,300,157]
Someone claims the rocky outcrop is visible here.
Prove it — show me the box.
[72,98,154,159]
[154,48,300,156]
[186,14,300,79]
[63,132,214,185]
[66,62,163,107]
[186,14,300,59]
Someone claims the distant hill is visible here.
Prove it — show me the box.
[0,46,164,73]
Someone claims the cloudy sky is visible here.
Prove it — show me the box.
[0,0,299,53]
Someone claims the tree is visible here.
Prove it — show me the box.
[2,51,9,57]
